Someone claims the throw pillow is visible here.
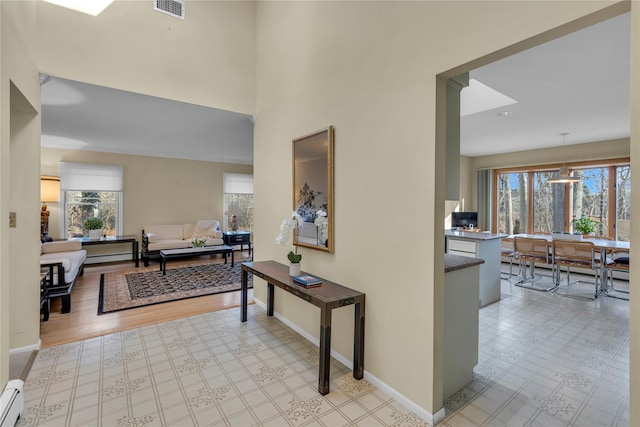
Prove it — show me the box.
[192,220,218,239]
[146,233,158,243]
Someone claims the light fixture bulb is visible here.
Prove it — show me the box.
[548,133,581,184]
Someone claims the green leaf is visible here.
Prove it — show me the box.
[287,251,302,263]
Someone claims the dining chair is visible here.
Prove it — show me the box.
[602,249,629,300]
[513,237,555,291]
[551,239,600,300]
[500,238,517,280]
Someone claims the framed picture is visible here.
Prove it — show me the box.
[293,126,334,253]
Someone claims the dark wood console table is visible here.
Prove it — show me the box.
[69,235,139,267]
[241,261,365,395]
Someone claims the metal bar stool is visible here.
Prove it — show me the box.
[501,238,517,280]
[513,237,556,291]
[552,239,600,300]
[602,249,629,300]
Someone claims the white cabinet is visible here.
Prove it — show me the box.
[444,261,480,400]
[446,235,502,307]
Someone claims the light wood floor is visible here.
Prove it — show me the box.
[39,251,254,348]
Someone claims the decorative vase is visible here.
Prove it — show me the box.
[289,263,301,276]
[89,229,101,240]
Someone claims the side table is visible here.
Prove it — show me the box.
[223,231,252,255]
[40,269,50,321]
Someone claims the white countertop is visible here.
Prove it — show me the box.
[445,230,508,240]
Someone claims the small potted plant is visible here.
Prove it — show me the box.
[276,212,303,275]
[572,215,598,236]
[191,237,207,248]
[84,217,103,240]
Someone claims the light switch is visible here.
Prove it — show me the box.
[9,212,16,228]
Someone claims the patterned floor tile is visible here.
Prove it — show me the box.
[17,270,630,427]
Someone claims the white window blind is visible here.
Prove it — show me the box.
[60,162,123,191]
[223,173,253,194]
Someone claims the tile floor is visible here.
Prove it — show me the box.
[441,269,629,426]
[18,269,629,426]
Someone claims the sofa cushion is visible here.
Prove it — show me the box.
[145,224,184,240]
[189,220,220,239]
[148,239,191,251]
[188,237,225,247]
[42,240,82,254]
[146,233,158,243]
[40,249,87,283]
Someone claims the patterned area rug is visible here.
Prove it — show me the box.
[98,262,252,314]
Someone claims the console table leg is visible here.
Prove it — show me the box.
[318,307,332,395]
[241,269,248,322]
[133,241,139,267]
[267,283,274,316]
[353,300,365,380]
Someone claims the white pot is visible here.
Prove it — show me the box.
[89,229,101,240]
[289,263,301,276]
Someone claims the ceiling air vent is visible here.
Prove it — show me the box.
[154,0,184,19]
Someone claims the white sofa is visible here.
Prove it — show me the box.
[40,240,87,314]
[141,220,224,266]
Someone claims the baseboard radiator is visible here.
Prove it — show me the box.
[0,380,24,427]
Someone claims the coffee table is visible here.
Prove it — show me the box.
[159,245,234,275]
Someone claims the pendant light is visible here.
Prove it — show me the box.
[548,133,581,184]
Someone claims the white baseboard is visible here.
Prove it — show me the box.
[251,299,443,425]
[10,340,41,354]
[85,253,134,264]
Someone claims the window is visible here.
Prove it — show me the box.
[60,163,123,238]
[497,172,529,234]
[494,160,630,240]
[533,171,565,233]
[223,173,254,231]
[616,165,631,241]
[572,167,609,236]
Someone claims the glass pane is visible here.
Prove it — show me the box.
[65,191,119,238]
[224,193,254,231]
[572,168,608,236]
[616,165,631,241]
[533,172,565,233]
[497,172,528,234]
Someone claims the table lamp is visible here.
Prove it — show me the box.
[224,202,243,232]
[40,176,60,241]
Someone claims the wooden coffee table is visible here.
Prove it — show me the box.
[159,245,234,275]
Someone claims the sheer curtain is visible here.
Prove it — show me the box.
[477,169,492,231]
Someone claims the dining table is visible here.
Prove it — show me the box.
[507,233,630,295]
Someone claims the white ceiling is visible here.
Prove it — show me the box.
[40,12,630,162]
[41,78,255,164]
[462,12,630,157]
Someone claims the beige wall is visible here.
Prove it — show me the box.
[41,148,253,241]
[2,1,638,424]
[1,0,40,384]
[37,0,256,115]
[629,5,639,424]
[254,0,628,419]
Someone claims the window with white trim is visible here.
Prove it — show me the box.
[60,162,124,238]
[223,173,254,232]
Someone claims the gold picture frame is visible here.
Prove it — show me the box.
[293,126,334,253]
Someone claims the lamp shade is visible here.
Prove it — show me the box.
[547,166,581,184]
[40,176,60,203]
[224,202,242,217]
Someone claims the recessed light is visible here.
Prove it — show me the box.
[497,111,514,116]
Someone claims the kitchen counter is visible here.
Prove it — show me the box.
[445,253,484,273]
[443,252,482,400]
[445,231,506,307]
[445,230,507,240]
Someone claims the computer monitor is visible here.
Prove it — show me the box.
[451,211,478,228]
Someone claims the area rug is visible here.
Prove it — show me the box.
[98,262,252,314]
